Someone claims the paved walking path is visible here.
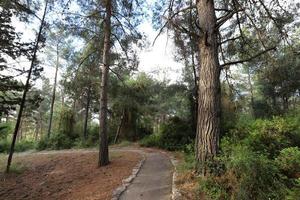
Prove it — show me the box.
[119,150,173,200]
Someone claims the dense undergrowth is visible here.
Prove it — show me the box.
[197,113,300,200]
[140,111,300,199]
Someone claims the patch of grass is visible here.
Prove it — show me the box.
[116,140,132,147]
[110,151,123,159]
[8,163,27,174]
[177,152,195,172]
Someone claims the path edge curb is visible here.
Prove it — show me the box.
[169,155,182,200]
[160,150,182,200]
[111,153,146,200]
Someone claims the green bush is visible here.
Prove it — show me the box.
[199,145,287,200]
[160,117,193,150]
[87,123,99,143]
[140,117,193,151]
[0,139,35,153]
[0,122,13,139]
[58,107,75,139]
[140,134,161,147]
[0,139,10,153]
[15,140,35,152]
[36,133,73,150]
[276,147,300,178]
[36,136,49,150]
[286,178,300,200]
[247,117,300,158]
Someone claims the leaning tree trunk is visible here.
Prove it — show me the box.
[114,109,125,144]
[98,0,112,167]
[195,0,221,175]
[6,1,48,173]
[47,43,59,138]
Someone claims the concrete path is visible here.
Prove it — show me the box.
[119,150,173,200]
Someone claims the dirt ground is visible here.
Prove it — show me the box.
[0,150,141,200]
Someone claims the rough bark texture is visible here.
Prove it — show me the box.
[6,1,48,173]
[98,0,112,167]
[195,0,221,175]
[47,43,59,138]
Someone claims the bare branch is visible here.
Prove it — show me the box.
[216,8,244,29]
[221,46,276,68]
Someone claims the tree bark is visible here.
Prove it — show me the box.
[246,67,255,116]
[6,1,48,173]
[98,0,112,167]
[114,109,125,144]
[47,43,59,137]
[195,0,221,175]
[83,85,91,140]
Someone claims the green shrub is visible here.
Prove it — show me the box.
[140,117,193,151]
[36,136,49,150]
[199,145,287,200]
[49,133,73,149]
[15,140,35,152]
[0,122,13,139]
[36,133,73,150]
[140,134,161,147]
[159,117,193,150]
[286,178,300,200]
[247,117,300,158]
[58,108,75,139]
[87,123,99,145]
[0,139,10,153]
[179,144,196,171]
[0,139,35,153]
[276,147,300,178]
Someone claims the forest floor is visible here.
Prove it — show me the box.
[0,149,141,200]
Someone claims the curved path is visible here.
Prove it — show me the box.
[119,150,173,200]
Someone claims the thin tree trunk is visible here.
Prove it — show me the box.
[35,119,39,141]
[47,43,59,137]
[6,1,48,173]
[195,0,221,175]
[114,109,125,144]
[17,119,23,141]
[98,0,112,167]
[282,96,289,112]
[246,67,255,115]
[83,85,91,140]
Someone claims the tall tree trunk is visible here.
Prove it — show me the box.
[6,1,48,173]
[98,0,112,167]
[195,0,221,175]
[83,85,91,140]
[17,119,23,141]
[282,96,289,112]
[114,109,125,144]
[246,67,255,116]
[47,43,59,137]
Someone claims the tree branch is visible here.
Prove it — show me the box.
[220,46,276,68]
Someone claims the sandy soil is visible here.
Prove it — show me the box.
[0,150,141,200]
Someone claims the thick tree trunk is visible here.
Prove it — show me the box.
[195,0,221,175]
[6,1,48,173]
[47,43,59,137]
[98,0,112,167]
[83,85,91,140]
